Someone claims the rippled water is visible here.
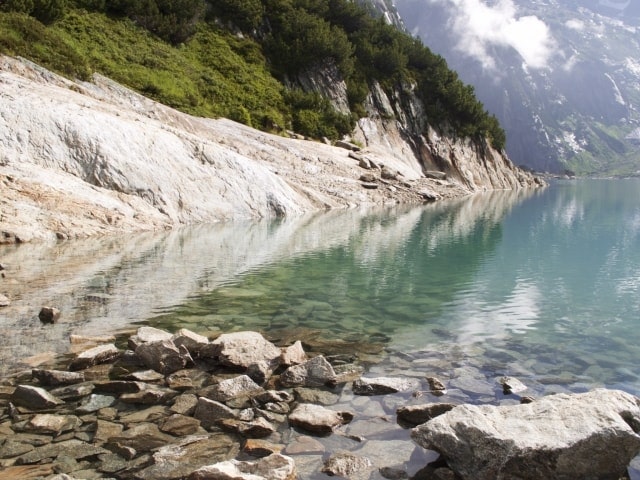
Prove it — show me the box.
[2,179,640,476]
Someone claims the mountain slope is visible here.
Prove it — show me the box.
[396,0,640,175]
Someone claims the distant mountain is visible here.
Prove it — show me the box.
[395,0,640,175]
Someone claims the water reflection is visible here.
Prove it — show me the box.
[0,188,535,376]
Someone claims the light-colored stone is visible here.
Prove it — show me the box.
[322,452,373,477]
[0,294,10,307]
[352,376,420,396]
[194,397,240,430]
[279,355,336,387]
[24,414,81,435]
[498,376,528,394]
[201,375,264,403]
[288,403,354,435]
[32,369,85,387]
[280,341,307,366]
[69,344,121,371]
[202,331,281,370]
[172,328,210,356]
[188,453,296,480]
[411,389,640,480]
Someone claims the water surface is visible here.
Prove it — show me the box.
[2,179,640,475]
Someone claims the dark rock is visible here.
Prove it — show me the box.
[322,452,373,477]
[11,385,64,410]
[381,166,399,180]
[106,423,174,453]
[396,403,457,427]
[419,190,439,201]
[159,414,202,436]
[136,340,187,375]
[288,403,353,435]
[172,328,210,356]
[69,344,121,371]
[15,439,108,465]
[243,439,284,458]
[76,394,116,414]
[194,397,240,430]
[93,419,124,445]
[361,182,379,189]
[32,369,85,387]
[120,385,178,405]
[359,172,377,183]
[520,396,535,404]
[246,360,278,386]
[352,376,419,396]
[49,382,94,401]
[427,376,447,393]
[38,306,61,324]
[411,389,640,480]
[170,393,199,416]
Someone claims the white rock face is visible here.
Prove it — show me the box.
[412,388,640,480]
[0,56,540,243]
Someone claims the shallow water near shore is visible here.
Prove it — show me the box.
[2,178,640,477]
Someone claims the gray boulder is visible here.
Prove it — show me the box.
[136,340,187,375]
[68,344,121,371]
[288,403,354,435]
[201,375,264,403]
[279,356,336,388]
[498,376,528,394]
[411,389,640,480]
[11,385,63,410]
[352,376,419,396]
[202,331,281,370]
[172,328,210,356]
[188,453,296,480]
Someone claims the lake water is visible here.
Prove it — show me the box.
[1,178,640,476]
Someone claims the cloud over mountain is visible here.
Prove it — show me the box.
[428,0,556,70]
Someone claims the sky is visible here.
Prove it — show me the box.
[429,0,556,71]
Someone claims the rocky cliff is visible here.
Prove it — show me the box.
[0,56,541,243]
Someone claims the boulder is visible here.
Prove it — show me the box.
[425,170,447,180]
[381,166,399,180]
[172,328,210,356]
[411,389,640,480]
[202,332,281,370]
[106,423,174,453]
[280,341,307,366]
[68,344,121,371]
[38,306,61,324]
[279,356,336,388]
[322,452,373,477]
[11,385,64,410]
[335,140,361,151]
[0,293,10,306]
[498,376,528,394]
[352,376,419,396]
[130,326,173,345]
[188,453,296,480]
[288,403,354,435]
[194,397,240,430]
[135,340,187,375]
[32,369,85,387]
[201,375,264,403]
[23,414,81,435]
[159,414,202,436]
[359,172,377,183]
[427,376,447,394]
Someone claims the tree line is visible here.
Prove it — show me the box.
[0,0,506,149]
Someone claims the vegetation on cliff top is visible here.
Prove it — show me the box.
[0,0,506,149]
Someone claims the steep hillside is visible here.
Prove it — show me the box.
[396,0,640,175]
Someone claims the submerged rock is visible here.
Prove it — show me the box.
[279,356,337,387]
[322,452,373,477]
[411,389,640,480]
[396,403,457,427]
[288,403,354,435]
[352,376,419,396]
[69,344,121,371]
[38,306,61,324]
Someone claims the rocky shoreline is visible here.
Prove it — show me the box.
[1,326,639,480]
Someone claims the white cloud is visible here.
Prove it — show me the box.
[430,0,556,70]
[565,18,585,31]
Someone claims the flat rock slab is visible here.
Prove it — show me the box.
[352,376,419,396]
[69,344,121,371]
[288,403,353,435]
[412,388,640,480]
[11,385,63,410]
[188,453,296,480]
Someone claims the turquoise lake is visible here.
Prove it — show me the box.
[1,178,640,476]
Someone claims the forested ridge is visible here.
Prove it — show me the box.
[0,0,506,150]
